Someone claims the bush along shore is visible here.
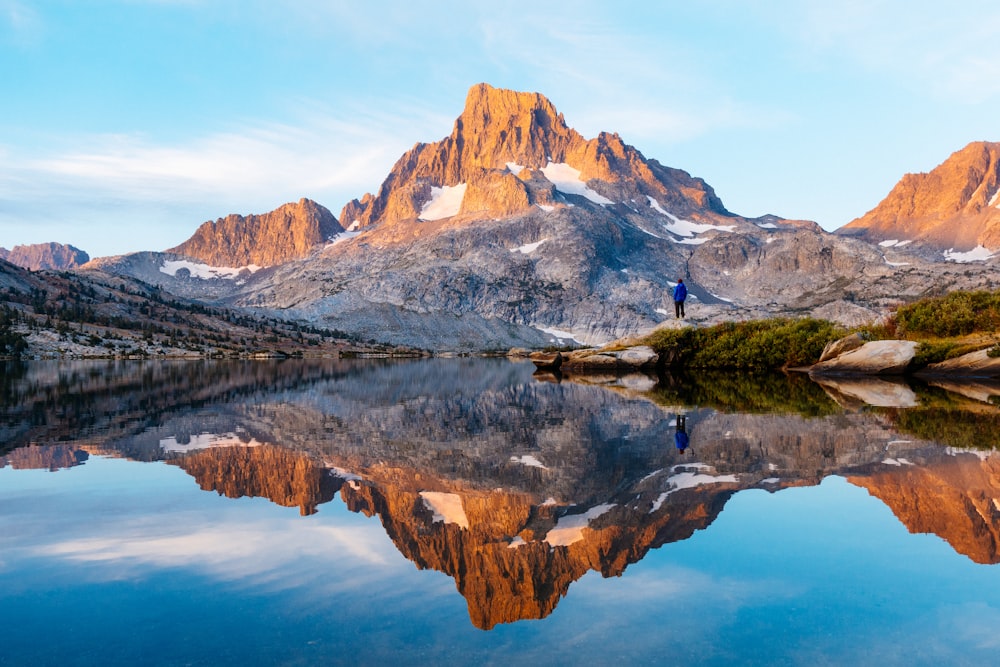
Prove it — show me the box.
[531,289,1000,378]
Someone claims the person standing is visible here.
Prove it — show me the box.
[674,414,689,453]
[673,279,687,319]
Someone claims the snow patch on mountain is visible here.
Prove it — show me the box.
[944,246,995,263]
[879,239,913,248]
[535,325,582,344]
[327,230,362,246]
[160,431,264,453]
[990,188,1000,207]
[512,239,548,254]
[647,196,736,237]
[419,491,469,528]
[510,455,547,469]
[419,183,467,221]
[544,503,616,546]
[541,162,614,205]
[649,470,739,512]
[160,259,262,280]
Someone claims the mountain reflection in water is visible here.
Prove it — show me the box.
[2,358,1000,630]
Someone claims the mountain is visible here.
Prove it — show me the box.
[840,141,1000,254]
[167,198,343,267]
[339,83,731,230]
[0,242,90,271]
[88,85,1000,352]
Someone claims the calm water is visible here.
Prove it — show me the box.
[2,359,1000,666]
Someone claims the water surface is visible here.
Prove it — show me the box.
[2,359,1000,665]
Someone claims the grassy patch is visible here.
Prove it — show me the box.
[643,318,844,370]
[896,290,1000,338]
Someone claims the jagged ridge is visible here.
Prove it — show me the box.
[841,141,1000,250]
[167,198,343,267]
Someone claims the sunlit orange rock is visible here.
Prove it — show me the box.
[168,198,343,267]
[171,445,341,515]
[848,454,1000,564]
[841,141,1000,251]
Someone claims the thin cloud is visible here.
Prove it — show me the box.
[0,100,449,255]
[0,0,42,45]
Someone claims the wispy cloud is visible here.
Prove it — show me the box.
[0,100,449,255]
[0,0,42,45]
[32,515,402,594]
[766,0,1000,103]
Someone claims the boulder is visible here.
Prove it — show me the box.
[561,345,659,372]
[818,332,866,363]
[919,348,1000,378]
[528,351,563,370]
[808,340,918,376]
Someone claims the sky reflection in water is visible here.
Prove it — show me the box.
[2,359,1000,666]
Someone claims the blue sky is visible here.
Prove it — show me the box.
[3,1,1000,259]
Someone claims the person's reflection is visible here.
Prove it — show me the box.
[674,413,689,453]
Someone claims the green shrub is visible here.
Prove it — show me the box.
[911,341,958,367]
[644,318,844,370]
[896,290,1000,337]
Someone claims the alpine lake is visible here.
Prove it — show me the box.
[3,357,1000,666]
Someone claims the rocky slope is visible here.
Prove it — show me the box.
[0,257,370,360]
[840,141,1000,254]
[0,242,89,270]
[166,198,343,267]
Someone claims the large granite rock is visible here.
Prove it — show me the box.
[809,340,918,376]
[919,347,1000,377]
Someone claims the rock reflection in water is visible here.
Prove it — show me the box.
[2,359,1000,629]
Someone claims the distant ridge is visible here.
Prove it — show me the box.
[840,141,1000,251]
[0,242,90,271]
[167,198,343,267]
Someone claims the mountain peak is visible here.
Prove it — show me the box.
[339,83,726,231]
[841,140,1000,250]
[453,83,579,171]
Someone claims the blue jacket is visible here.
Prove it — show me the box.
[674,430,689,451]
[673,282,687,302]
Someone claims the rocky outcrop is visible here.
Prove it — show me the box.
[560,345,659,371]
[919,347,1000,377]
[840,141,1000,251]
[0,242,89,270]
[808,340,918,376]
[167,198,343,267]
